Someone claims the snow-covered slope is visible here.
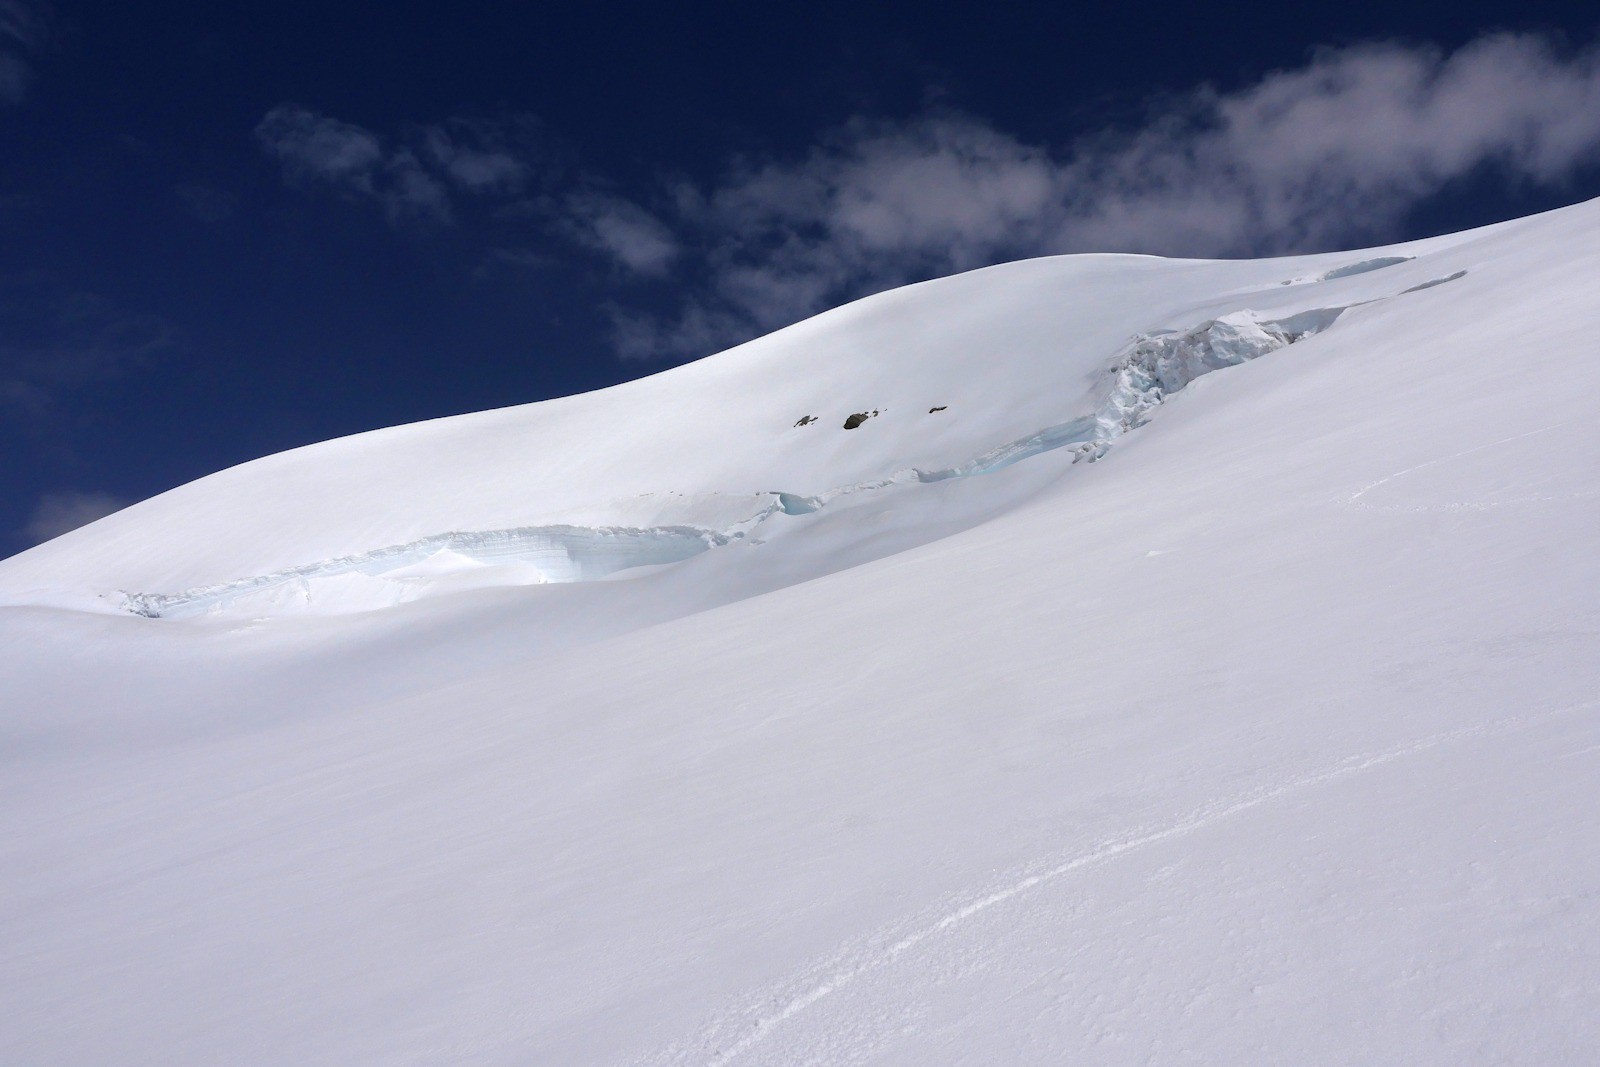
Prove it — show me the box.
[3,199,1598,1064]
[0,219,1491,618]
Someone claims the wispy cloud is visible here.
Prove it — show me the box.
[255,106,545,225]
[23,489,128,544]
[255,105,451,224]
[582,32,1600,360]
[0,0,48,105]
[251,34,1600,362]
[420,118,532,194]
[563,191,679,276]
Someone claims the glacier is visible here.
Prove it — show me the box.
[118,307,1352,620]
[120,524,734,619]
[2,198,1598,1065]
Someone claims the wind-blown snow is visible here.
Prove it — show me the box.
[2,198,1598,1065]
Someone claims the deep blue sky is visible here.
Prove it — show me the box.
[4,1,1600,556]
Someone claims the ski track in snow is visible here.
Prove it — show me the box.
[1346,421,1597,513]
[662,696,1600,1066]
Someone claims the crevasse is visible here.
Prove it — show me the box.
[124,307,1342,618]
[123,525,732,619]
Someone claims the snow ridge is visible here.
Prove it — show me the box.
[122,524,733,619]
[122,308,1343,619]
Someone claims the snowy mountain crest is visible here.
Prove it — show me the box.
[118,308,1349,619]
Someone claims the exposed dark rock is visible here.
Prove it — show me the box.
[794,415,817,427]
[929,406,947,413]
[843,412,870,430]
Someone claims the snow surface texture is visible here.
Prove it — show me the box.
[3,199,1599,1064]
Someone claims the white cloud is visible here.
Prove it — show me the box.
[255,105,384,186]
[249,36,1600,361]
[381,147,452,223]
[420,120,530,194]
[591,32,1600,360]
[24,490,128,544]
[564,192,679,275]
[1054,33,1600,254]
[256,108,551,225]
[255,105,451,224]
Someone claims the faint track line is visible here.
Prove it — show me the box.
[662,697,1599,1066]
[1346,421,1593,513]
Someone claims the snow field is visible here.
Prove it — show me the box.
[2,197,1599,1063]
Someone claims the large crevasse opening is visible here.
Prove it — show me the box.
[908,306,1346,483]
